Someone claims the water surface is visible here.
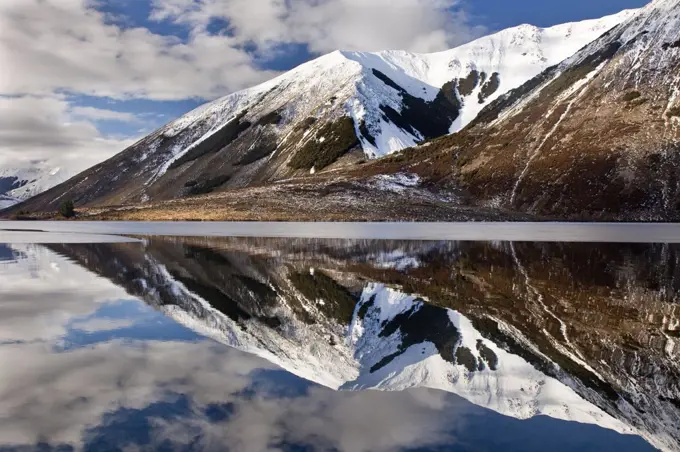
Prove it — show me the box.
[4,220,680,242]
[1,232,678,451]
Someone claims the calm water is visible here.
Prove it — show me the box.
[1,226,679,451]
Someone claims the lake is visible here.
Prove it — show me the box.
[0,222,678,451]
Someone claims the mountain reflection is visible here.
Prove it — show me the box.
[1,239,677,451]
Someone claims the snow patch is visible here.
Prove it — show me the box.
[371,173,420,192]
[372,250,421,271]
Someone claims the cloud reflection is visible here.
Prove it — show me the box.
[0,244,655,452]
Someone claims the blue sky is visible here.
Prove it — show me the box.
[0,0,649,171]
[463,0,647,29]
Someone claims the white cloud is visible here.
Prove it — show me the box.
[151,0,485,54]
[0,0,283,174]
[0,96,136,171]
[0,244,130,342]
[0,339,267,446]
[0,336,467,451]
[0,0,482,180]
[70,106,140,123]
[205,387,461,452]
[0,0,482,101]
[0,0,279,101]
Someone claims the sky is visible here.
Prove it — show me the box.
[0,0,649,173]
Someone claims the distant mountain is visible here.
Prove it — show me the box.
[0,165,70,209]
[0,195,17,210]
[5,10,634,215]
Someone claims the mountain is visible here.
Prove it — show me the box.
[2,10,634,217]
[0,165,70,209]
[46,237,680,451]
[0,195,17,210]
[411,0,680,220]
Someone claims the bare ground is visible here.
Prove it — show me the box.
[14,179,532,222]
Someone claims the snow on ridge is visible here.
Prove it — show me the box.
[149,260,359,389]
[342,8,637,101]
[164,50,360,136]
[143,9,636,166]
[619,0,680,46]
[0,196,18,210]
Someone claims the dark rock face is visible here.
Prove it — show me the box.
[370,301,461,372]
[168,111,251,170]
[289,269,359,323]
[359,119,377,146]
[662,39,680,50]
[457,69,481,97]
[373,69,461,141]
[478,72,500,104]
[288,116,360,170]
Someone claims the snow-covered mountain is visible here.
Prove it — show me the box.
[168,8,635,158]
[419,0,680,220]
[0,195,17,210]
[7,10,635,214]
[0,165,70,210]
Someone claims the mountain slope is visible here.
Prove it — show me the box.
[410,0,680,220]
[4,10,634,215]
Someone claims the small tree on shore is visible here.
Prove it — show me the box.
[59,200,75,218]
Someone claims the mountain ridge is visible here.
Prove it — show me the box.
[1,9,636,217]
[430,0,680,220]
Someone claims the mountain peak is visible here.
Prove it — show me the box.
[3,9,637,216]
[420,0,680,221]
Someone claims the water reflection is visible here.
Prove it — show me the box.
[1,238,677,451]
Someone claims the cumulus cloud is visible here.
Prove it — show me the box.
[0,96,136,170]
[151,0,485,54]
[1,0,482,101]
[207,387,460,452]
[0,339,268,446]
[0,0,280,171]
[0,337,466,451]
[0,0,279,100]
[0,0,483,175]
[0,243,130,342]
